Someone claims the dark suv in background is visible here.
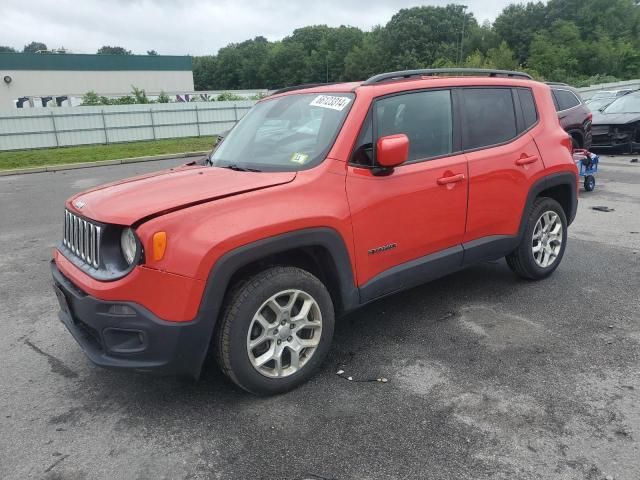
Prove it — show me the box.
[547,83,592,149]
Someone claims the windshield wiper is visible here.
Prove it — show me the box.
[221,164,262,172]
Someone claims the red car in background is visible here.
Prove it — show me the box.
[547,82,593,150]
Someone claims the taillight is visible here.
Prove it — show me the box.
[561,134,573,153]
[586,112,593,127]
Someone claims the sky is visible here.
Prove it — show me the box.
[1,0,518,56]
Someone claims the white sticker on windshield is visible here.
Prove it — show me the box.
[310,95,351,111]
[290,152,309,164]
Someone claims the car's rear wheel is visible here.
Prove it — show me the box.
[571,134,582,150]
[506,197,568,280]
[215,266,334,395]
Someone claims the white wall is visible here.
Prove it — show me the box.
[0,101,256,151]
[0,70,195,110]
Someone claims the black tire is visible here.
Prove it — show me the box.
[571,135,582,150]
[625,141,634,155]
[215,266,334,395]
[584,175,595,192]
[506,197,568,280]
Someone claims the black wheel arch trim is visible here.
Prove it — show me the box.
[519,171,577,233]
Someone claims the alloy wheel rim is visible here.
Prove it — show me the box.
[246,289,322,378]
[532,210,563,268]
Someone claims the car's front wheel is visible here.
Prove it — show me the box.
[506,197,568,280]
[215,266,334,395]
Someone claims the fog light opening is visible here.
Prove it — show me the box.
[103,328,147,354]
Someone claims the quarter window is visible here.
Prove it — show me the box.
[375,90,453,162]
[462,88,517,150]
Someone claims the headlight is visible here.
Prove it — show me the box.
[120,228,138,266]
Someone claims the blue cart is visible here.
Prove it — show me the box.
[573,149,599,192]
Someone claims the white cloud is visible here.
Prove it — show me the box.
[0,0,516,55]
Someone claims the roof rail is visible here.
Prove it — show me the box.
[363,68,532,85]
[544,81,569,86]
[270,82,339,96]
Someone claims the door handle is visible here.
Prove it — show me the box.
[436,173,465,185]
[516,154,539,166]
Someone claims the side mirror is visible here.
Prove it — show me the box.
[214,129,229,147]
[377,134,409,169]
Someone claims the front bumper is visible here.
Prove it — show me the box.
[592,124,639,151]
[51,261,211,378]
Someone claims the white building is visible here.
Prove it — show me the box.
[0,53,194,110]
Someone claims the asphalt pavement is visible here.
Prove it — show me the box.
[0,155,638,480]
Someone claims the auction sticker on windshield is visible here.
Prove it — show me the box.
[290,152,309,164]
[310,95,351,111]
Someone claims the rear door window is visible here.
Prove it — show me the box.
[552,89,581,111]
[461,88,518,150]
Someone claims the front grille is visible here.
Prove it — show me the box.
[592,126,610,135]
[63,210,102,268]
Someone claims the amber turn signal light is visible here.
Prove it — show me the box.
[152,232,167,261]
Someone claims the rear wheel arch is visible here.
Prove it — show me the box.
[519,172,577,239]
[568,130,584,149]
[537,183,574,223]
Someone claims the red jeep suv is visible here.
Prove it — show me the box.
[52,69,578,395]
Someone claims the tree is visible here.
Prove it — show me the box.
[188,0,640,89]
[97,46,132,55]
[23,41,47,53]
[344,28,385,80]
[485,41,518,70]
[260,41,308,89]
[528,21,581,81]
[381,5,478,69]
[214,43,245,88]
[147,50,158,55]
[0,46,17,53]
[193,56,218,90]
[493,3,548,64]
[546,0,639,41]
[235,37,271,88]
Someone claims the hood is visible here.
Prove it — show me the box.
[67,165,296,225]
[592,111,640,126]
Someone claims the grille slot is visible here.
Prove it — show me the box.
[63,210,101,268]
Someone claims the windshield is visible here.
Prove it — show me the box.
[210,92,355,172]
[603,93,640,114]
[586,98,613,111]
[592,92,616,100]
